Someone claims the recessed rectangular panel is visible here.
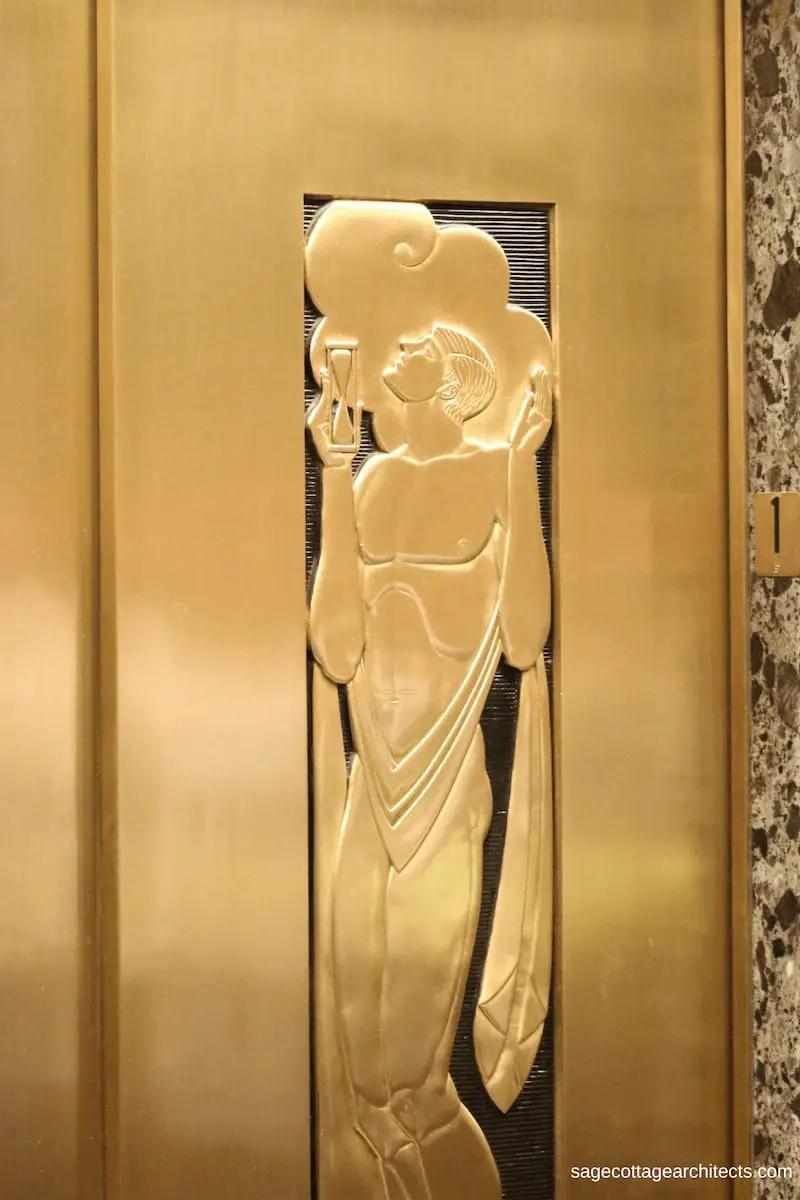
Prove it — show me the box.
[107,2,736,1197]
[305,199,554,1200]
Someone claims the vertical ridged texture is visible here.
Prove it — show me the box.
[305,198,554,1200]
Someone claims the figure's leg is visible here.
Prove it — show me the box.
[332,758,432,1199]
[382,732,494,1144]
[331,757,389,1110]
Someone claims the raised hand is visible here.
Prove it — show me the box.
[306,367,358,469]
[509,366,553,457]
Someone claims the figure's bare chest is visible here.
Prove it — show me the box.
[354,452,499,564]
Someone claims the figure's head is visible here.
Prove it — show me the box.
[383,323,496,422]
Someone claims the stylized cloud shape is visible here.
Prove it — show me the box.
[305,201,553,450]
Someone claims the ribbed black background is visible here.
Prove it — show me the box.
[305,199,554,1200]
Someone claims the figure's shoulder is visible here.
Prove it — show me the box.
[354,448,408,496]
[461,438,510,483]
[461,437,510,463]
[459,439,511,520]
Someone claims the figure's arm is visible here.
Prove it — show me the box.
[499,367,552,671]
[307,372,365,684]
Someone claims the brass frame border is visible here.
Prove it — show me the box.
[80,1,106,1194]
[81,3,107,1198]
[95,1,120,1195]
[724,0,752,1191]
[550,203,566,1200]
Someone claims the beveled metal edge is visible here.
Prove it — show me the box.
[549,203,566,1200]
[723,0,752,1191]
[80,3,106,1195]
[95,0,121,1194]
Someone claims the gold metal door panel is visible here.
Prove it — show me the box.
[105,3,741,1195]
[0,4,99,1199]
[0,1,743,1198]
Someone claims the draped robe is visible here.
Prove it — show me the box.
[346,597,553,1112]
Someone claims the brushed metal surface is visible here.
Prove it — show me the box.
[0,3,99,1198]
[104,1,737,1197]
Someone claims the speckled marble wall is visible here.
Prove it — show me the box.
[745,1,800,1192]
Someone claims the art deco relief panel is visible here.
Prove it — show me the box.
[305,201,555,1199]
[0,2,746,1199]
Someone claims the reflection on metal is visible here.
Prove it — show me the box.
[306,201,554,1199]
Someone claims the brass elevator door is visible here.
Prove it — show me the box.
[1,2,745,1199]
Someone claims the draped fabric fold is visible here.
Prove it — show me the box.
[348,604,503,871]
[474,654,553,1112]
[346,616,553,1110]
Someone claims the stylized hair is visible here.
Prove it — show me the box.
[432,324,496,423]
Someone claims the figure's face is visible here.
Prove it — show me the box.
[383,332,445,403]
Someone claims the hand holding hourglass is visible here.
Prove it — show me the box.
[307,342,363,468]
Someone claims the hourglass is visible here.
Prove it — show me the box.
[323,342,362,454]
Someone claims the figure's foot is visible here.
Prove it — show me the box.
[381,1141,434,1200]
[353,1097,433,1200]
[387,1077,501,1200]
